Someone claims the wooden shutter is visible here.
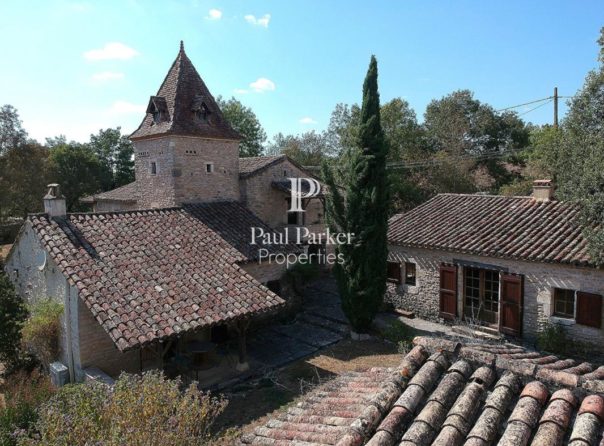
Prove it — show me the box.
[500,274,523,336]
[439,265,457,320]
[576,292,602,328]
[387,262,401,284]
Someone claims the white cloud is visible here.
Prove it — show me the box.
[206,8,222,20]
[244,13,270,28]
[91,71,124,83]
[299,117,317,125]
[84,42,139,61]
[249,77,275,93]
[108,101,146,115]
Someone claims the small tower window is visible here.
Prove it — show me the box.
[151,162,157,175]
[205,162,214,174]
[152,111,162,124]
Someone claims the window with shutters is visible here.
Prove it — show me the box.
[553,288,575,319]
[576,291,602,328]
[387,261,401,283]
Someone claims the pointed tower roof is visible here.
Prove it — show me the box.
[130,41,240,141]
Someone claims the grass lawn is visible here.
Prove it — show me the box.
[210,338,402,444]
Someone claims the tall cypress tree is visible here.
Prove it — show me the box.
[322,56,389,332]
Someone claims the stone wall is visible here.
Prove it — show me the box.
[93,200,139,213]
[133,135,240,209]
[240,158,324,232]
[76,299,141,379]
[387,245,604,350]
[5,222,73,375]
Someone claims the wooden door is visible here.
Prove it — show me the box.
[500,274,523,336]
[439,265,457,320]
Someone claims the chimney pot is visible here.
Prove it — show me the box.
[532,179,554,202]
[43,184,67,217]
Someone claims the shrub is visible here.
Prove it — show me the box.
[21,300,63,369]
[286,262,320,290]
[21,371,228,446]
[0,266,28,370]
[536,322,568,355]
[0,370,54,446]
[382,320,414,345]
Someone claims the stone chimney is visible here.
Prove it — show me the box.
[532,179,555,202]
[43,184,67,218]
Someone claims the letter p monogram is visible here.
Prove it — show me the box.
[288,178,321,212]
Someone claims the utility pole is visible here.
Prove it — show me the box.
[553,87,559,129]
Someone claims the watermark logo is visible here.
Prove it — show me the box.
[288,178,321,212]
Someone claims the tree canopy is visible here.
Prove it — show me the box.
[216,96,266,157]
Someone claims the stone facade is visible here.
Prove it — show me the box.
[4,222,107,381]
[387,245,604,350]
[240,158,324,234]
[133,135,240,208]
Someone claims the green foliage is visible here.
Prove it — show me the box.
[216,96,266,157]
[47,143,103,211]
[88,127,134,191]
[323,56,389,332]
[21,300,63,369]
[0,144,50,220]
[0,105,28,156]
[536,322,568,355]
[0,370,55,446]
[266,131,333,166]
[20,371,227,446]
[0,264,28,369]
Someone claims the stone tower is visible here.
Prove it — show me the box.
[130,41,241,208]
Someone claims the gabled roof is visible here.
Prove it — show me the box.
[80,182,138,204]
[241,336,604,445]
[28,208,284,351]
[130,41,240,141]
[388,193,593,266]
[183,201,300,262]
[239,155,287,178]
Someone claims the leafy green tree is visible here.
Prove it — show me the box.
[0,143,50,219]
[548,27,604,264]
[266,131,332,166]
[88,128,134,191]
[322,56,389,332]
[0,259,28,369]
[0,105,28,155]
[216,96,266,157]
[47,142,103,211]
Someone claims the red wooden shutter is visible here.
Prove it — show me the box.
[500,274,523,336]
[387,262,401,284]
[576,292,602,328]
[439,265,457,320]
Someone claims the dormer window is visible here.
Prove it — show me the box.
[146,96,168,125]
[192,94,211,123]
[152,111,162,124]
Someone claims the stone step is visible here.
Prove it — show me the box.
[452,325,503,341]
[393,309,415,319]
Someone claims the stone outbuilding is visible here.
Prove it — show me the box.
[386,180,604,351]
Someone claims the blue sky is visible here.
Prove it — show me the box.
[1,0,603,143]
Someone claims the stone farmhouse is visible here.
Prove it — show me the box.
[385,180,604,351]
[4,42,325,384]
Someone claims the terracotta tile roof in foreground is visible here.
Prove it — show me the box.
[241,336,604,445]
[29,209,285,351]
[387,194,593,266]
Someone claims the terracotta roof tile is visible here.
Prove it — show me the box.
[242,337,604,445]
[29,208,285,351]
[387,193,593,266]
[130,42,240,141]
[239,155,287,178]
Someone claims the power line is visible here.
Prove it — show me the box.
[517,99,553,117]
[496,96,553,112]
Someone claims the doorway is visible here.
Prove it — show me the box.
[463,267,499,325]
